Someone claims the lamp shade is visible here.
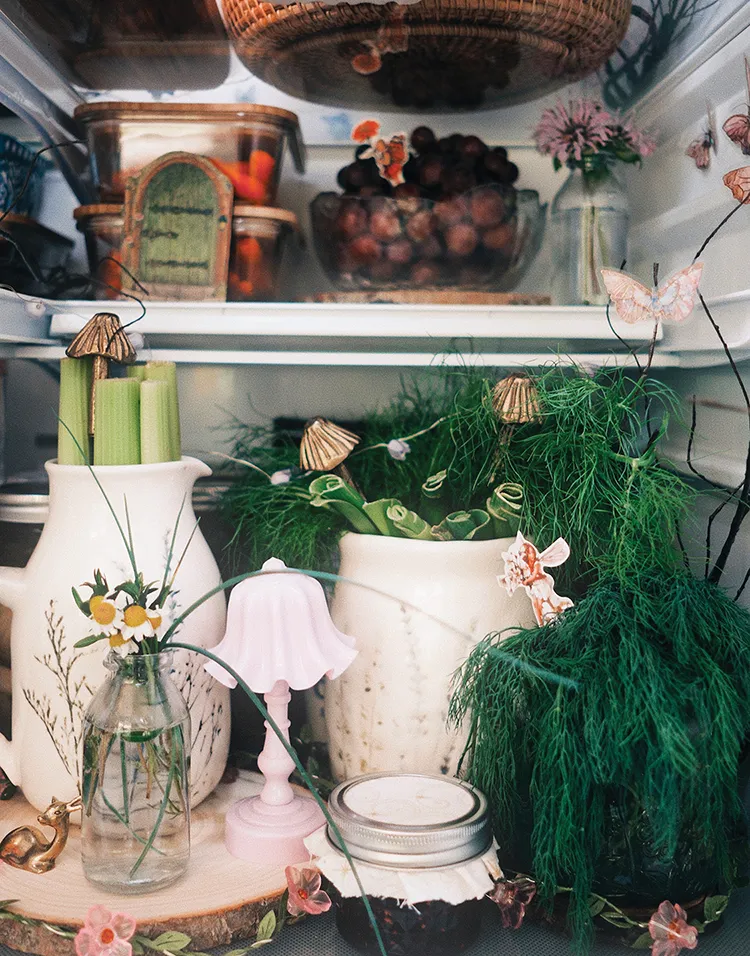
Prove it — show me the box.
[205,558,357,693]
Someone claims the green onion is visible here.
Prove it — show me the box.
[57,357,93,464]
[144,362,180,461]
[94,378,141,466]
[140,380,172,464]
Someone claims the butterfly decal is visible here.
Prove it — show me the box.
[686,105,717,169]
[351,119,409,186]
[498,532,574,626]
[722,57,750,154]
[600,263,704,325]
[724,165,750,204]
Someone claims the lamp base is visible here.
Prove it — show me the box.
[225,794,325,864]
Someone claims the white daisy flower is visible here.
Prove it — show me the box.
[145,607,169,640]
[89,595,123,637]
[108,634,139,657]
[120,605,155,644]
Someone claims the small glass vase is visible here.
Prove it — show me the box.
[550,161,629,305]
[80,651,191,893]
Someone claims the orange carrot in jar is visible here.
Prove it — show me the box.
[210,159,267,203]
[248,150,276,186]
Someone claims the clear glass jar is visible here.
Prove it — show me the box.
[80,651,190,893]
[309,773,497,956]
[550,160,629,306]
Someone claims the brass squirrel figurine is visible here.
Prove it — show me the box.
[0,795,82,873]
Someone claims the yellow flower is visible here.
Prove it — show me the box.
[108,633,137,657]
[89,595,123,637]
[145,608,169,639]
[121,605,154,644]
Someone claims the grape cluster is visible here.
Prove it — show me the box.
[312,127,522,288]
[337,127,518,198]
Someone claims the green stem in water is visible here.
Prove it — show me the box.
[129,726,179,879]
[120,737,129,825]
[168,641,389,956]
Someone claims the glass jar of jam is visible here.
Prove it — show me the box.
[305,772,498,956]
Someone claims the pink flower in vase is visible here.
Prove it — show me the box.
[648,901,698,956]
[75,905,136,956]
[533,99,613,165]
[488,876,537,929]
[285,865,332,916]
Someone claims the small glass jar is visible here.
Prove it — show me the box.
[550,159,629,305]
[307,772,498,956]
[80,651,191,893]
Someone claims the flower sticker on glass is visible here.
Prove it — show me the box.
[75,905,136,956]
[351,119,409,186]
[387,439,411,460]
[488,876,537,929]
[648,901,698,956]
[285,865,333,916]
[498,531,574,626]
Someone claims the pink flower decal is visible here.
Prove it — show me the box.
[75,906,136,956]
[488,876,537,929]
[498,531,574,626]
[285,865,332,917]
[648,901,698,956]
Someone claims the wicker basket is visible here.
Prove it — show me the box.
[224,0,630,110]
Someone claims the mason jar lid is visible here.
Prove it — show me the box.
[0,481,50,524]
[327,773,491,869]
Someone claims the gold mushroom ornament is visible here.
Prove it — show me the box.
[492,374,541,424]
[300,417,361,490]
[66,311,137,433]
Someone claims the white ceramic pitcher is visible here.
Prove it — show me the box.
[0,457,230,812]
[325,533,535,781]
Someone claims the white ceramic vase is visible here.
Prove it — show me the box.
[324,532,536,781]
[0,457,230,812]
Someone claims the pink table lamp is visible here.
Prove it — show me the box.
[205,557,357,864]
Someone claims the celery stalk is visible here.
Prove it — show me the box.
[93,378,141,466]
[126,364,148,383]
[140,380,172,464]
[144,362,181,460]
[58,357,93,464]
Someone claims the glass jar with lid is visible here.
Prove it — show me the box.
[305,772,500,955]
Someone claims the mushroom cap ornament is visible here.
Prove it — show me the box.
[204,558,358,865]
[204,557,357,693]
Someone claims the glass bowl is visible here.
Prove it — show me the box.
[310,185,545,292]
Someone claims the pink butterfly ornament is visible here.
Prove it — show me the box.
[723,166,750,204]
[686,105,717,170]
[722,57,750,155]
[600,263,703,325]
[498,531,574,626]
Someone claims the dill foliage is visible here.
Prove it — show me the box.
[452,572,750,950]
[222,369,508,571]
[223,364,692,582]
[501,366,694,595]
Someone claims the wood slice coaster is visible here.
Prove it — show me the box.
[0,771,291,956]
[310,290,551,306]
